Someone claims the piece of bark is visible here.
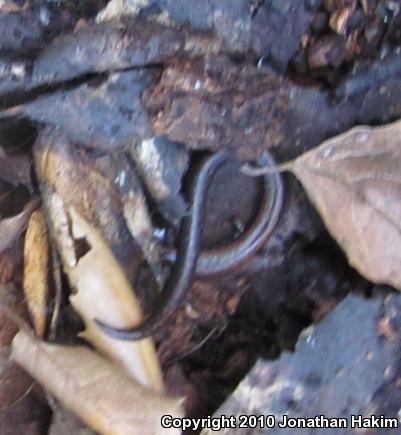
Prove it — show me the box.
[336,49,401,100]
[5,19,401,166]
[204,293,401,434]
[0,59,32,99]
[251,0,321,71]
[145,56,290,159]
[0,2,106,57]
[10,58,401,166]
[0,9,45,55]
[4,45,401,164]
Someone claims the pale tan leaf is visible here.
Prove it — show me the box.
[67,208,164,392]
[23,210,49,337]
[40,187,77,270]
[290,120,401,290]
[11,331,183,435]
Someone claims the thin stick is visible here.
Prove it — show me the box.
[240,160,294,177]
[49,243,62,341]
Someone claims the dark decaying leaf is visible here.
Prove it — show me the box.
[34,126,164,281]
[32,17,186,86]
[33,127,139,276]
[0,199,38,285]
[289,121,401,290]
[95,151,164,280]
[49,407,96,435]
[0,153,32,187]
[21,70,156,152]
[0,284,48,435]
[0,117,35,188]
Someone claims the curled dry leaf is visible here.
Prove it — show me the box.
[288,120,401,290]
[94,151,164,282]
[0,200,39,284]
[34,134,163,390]
[23,210,49,338]
[34,127,143,277]
[67,208,164,392]
[11,330,183,435]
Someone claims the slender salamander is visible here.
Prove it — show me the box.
[95,150,283,340]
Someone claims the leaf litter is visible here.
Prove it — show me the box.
[2,2,401,433]
[10,119,401,433]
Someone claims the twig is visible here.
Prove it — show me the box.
[240,160,293,176]
[49,243,63,341]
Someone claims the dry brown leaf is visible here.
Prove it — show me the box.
[0,286,47,435]
[0,199,38,254]
[49,407,97,435]
[11,330,183,435]
[67,208,164,392]
[289,121,401,290]
[23,210,49,337]
[0,153,32,187]
[0,345,33,407]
